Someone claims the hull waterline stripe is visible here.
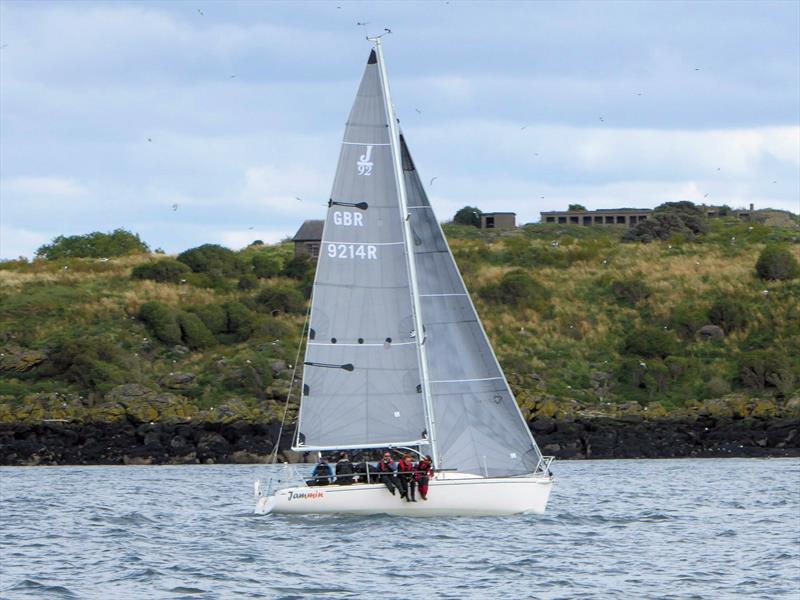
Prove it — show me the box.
[430,376,504,384]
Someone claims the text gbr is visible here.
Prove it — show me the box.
[328,210,377,260]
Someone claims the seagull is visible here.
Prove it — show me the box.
[356,21,369,26]
[599,116,605,122]
[197,8,204,16]
[520,125,528,130]
[429,177,437,186]
[384,28,392,34]
[230,75,236,79]
[704,193,709,198]
[639,361,647,368]
[540,195,545,199]
[716,167,721,171]
[695,68,700,71]
[172,203,179,211]
[415,108,422,114]
[533,152,539,157]
[295,196,303,202]
[248,226,254,230]
[147,137,152,142]
[772,180,777,184]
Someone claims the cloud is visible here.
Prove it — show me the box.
[0,225,49,259]
[2,176,87,197]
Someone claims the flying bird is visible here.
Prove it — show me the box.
[295,196,303,202]
[415,108,421,114]
[172,203,179,211]
[704,193,710,198]
[599,116,605,122]
[384,28,392,34]
[356,21,369,26]
[248,226,254,230]
[147,137,152,142]
[429,177,437,186]
[197,8,204,16]
[520,125,528,130]
[230,75,236,79]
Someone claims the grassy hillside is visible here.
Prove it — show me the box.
[1,213,798,424]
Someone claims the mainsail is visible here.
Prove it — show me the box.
[296,43,543,476]
[294,50,428,450]
[402,135,543,477]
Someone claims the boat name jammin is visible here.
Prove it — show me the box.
[287,490,325,501]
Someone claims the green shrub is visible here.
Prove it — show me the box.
[186,304,228,334]
[254,315,295,339]
[138,301,182,344]
[237,274,259,291]
[611,277,651,305]
[282,254,313,280]
[479,269,550,311]
[36,229,149,259]
[755,245,799,281]
[738,349,796,394]
[223,301,255,341]
[255,284,306,314]
[177,312,216,350]
[43,337,130,392]
[252,253,283,279]
[622,326,679,358]
[177,244,244,277]
[708,298,748,333]
[669,304,708,339]
[131,259,190,283]
[453,206,482,228]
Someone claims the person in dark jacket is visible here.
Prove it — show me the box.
[308,457,333,486]
[335,452,355,485]
[415,455,433,500]
[397,454,417,502]
[377,452,405,498]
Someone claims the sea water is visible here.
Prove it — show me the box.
[1,458,798,599]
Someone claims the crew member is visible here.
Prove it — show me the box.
[398,454,417,502]
[416,455,433,500]
[377,451,405,498]
[309,456,333,486]
[335,451,355,485]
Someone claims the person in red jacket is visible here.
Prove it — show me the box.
[415,455,433,500]
[397,454,417,502]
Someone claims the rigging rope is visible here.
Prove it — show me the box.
[269,299,312,464]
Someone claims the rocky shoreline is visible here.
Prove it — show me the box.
[1,415,797,466]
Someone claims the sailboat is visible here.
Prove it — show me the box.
[255,39,554,516]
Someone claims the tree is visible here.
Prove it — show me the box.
[623,201,708,243]
[283,254,312,280]
[176,244,244,277]
[138,301,182,344]
[453,206,482,228]
[755,245,799,281]
[252,252,283,279]
[36,229,149,259]
[568,204,587,212]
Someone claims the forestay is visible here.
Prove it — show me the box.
[294,50,428,450]
[401,135,543,477]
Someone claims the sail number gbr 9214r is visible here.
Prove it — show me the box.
[326,243,378,260]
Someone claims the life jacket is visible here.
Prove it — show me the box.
[336,459,354,476]
[314,463,330,482]
[378,459,395,473]
[415,460,431,480]
[398,460,414,473]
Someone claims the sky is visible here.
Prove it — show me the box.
[1,0,798,259]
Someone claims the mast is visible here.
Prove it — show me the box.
[371,38,439,468]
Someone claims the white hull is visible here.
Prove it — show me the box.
[255,473,554,517]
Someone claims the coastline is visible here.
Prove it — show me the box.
[1,415,797,466]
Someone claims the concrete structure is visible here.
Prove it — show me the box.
[292,220,324,258]
[480,212,516,229]
[540,208,651,227]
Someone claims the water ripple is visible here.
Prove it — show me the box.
[1,458,798,599]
